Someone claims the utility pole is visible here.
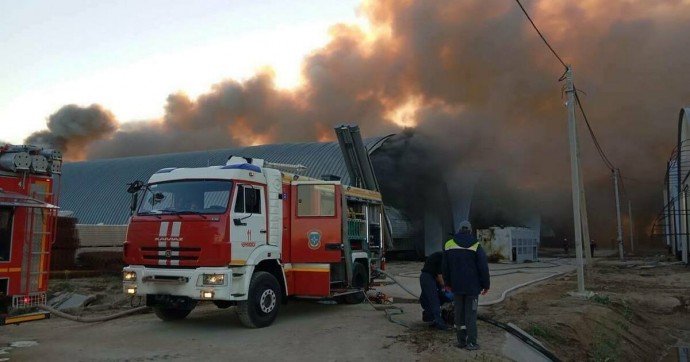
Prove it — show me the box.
[565,65,586,293]
[579,165,593,265]
[570,75,591,264]
[613,168,625,261]
[628,200,634,253]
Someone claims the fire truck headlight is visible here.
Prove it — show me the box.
[123,271,137,282]
[202,273,225,285]
[126,287,137,295]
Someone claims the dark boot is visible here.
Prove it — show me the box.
[456,326,467,348]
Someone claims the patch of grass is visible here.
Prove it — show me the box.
[614,320,629,332]
[590,327,621,362]
[621,300,633,322]
[527,323,547,336]
[610,300,634,333]
[527,323,566,344]
[592,293,610,305]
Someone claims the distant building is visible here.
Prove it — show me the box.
[59,136,463,257]
[477,226,540,263]
[58,135,546,259]
[655,106,690,264]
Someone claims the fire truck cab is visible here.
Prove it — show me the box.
[0,144,61,326]
[123,156,385,328]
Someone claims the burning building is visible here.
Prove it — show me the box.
[57,133,545,259]
[26,0,690,253]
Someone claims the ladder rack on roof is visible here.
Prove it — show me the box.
[264,161,307,173]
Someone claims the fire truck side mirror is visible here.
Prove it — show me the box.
[127,180,145,215]
[127,180,144,193]
[233,218,247,226]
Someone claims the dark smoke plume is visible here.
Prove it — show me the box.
[25,104,118,160]
[27,0,690,246]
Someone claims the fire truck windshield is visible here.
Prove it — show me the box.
[137,180,232,215]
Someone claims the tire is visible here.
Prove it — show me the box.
[153,307,193,321]
[343,262,368,304]
[236,271,281,328]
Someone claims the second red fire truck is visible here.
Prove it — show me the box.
[122,156,386,327]
[0,144,61,326]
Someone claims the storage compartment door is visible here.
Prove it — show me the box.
[290,183,342,263]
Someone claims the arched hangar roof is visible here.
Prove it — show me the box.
[59,136,392,225]
[675,107,690,187]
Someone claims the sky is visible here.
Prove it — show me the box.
[3,0,690,244]
[0,0,362,144]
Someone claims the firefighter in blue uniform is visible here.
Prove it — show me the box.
[443,221,490,350]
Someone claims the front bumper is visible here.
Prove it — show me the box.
[122,265,248,301]
[0,311,50,326]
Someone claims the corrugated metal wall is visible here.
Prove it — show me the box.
[76,224,127,246]
[656,107,690,263]
[60,137,392,225]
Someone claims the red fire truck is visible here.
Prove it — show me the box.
[122,156,386,327]
[0,144,62,325]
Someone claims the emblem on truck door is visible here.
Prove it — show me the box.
[308,230,321,250]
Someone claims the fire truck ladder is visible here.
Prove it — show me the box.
[334,125,393,281]
[15,191,55,310]
[334,125,379,191]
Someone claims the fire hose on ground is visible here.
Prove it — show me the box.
[373,268,564,361]
[38,304,150,323]
[361,289,410,328]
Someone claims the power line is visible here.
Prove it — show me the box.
[618,169,629,199]
[515,0,618,173]
[574,89,628,200]
[573,89,615,171]
[515,0,629,209]
[514,0,567,69]
[514,0,616,172]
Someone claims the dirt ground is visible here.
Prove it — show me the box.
[38,251,690,361]
[495,255,690,362]
[393,251,690,362]
[523,259,688,361]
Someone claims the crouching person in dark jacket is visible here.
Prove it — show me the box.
[442,220,490,350]
[419,251,448,330]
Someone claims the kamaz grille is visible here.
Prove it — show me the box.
[140,246,201,262]
[142,255,198,261]
[12,292,47,309]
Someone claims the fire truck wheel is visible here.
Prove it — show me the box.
[343,262,368,304]
[153,307,193,321]
[236,271,281,328]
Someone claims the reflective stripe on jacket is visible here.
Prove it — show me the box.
[445,239,479,252]
[442,233,490,296]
